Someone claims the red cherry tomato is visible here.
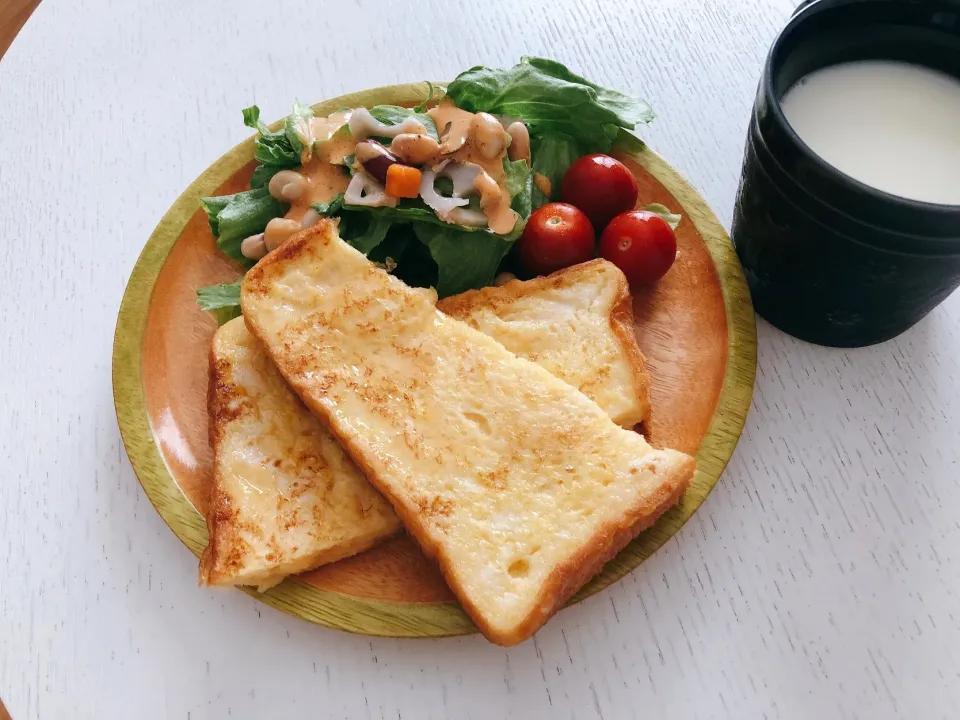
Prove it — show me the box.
[561,154,639,230]
[599,211,677,286]
[517,202,595,277]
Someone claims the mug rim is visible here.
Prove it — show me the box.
[764,0,960,217]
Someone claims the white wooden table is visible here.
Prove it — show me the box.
[3,1,958,718]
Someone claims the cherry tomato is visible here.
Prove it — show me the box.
[517,203,595,276]
[561,154,639,230]
[599,210,677,286]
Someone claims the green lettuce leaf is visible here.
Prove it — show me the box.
[525,57,654,127]
[210,306,241,325]
[414,224,513,297]
[241,105,269,135]
[196,280,242,325]
[391,231,439,290]
[365,225,440,289]
[413,82,440,113]
[312,195,345,216]
[200,188,284,266]
[284,99,314,157]
[199,195,231,236]
[315,197,481,232]
[196,280,241,309]
[446,57,654,152]
[340,213,393,254]
[311,194,391,254]
[367,227,412,267]
[242,104,301,169]
[369,105,439,141]
[353,202,456,227]
[250,164,281,189]
[529,133,579,207]
[503,156,533,218]
[643,203,682,230]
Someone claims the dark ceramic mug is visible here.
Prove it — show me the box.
[731,0,960,347]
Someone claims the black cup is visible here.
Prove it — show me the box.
[731,0,960,347]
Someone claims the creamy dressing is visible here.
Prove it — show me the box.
[533,173,551,197]
[285,116,357,222]
[439,109,505,179]
[483,196,516,234]
[308,109,353,146]
[284,160,350,223]
[429,102,505,179]
[474,171,516,235]
[291,110,355,165]
[781,61,960,205]
[428,100,475,155]
[428,100,518,232]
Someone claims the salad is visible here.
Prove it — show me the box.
[197,57,680,321]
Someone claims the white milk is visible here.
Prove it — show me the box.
[780,60,960,205]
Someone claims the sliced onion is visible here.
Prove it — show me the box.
[349,108,427,141]
[419,161,495,227]
[344,171,399,208]
[419,167,469,220]
[440,161,483,197]
[506,122,531,163]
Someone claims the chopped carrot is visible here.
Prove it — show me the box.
[385,164,422,199]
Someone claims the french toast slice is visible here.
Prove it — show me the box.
[199,317,401,591]
[201,260,650,590]
[438,259,650,428]
[241,221,696,645]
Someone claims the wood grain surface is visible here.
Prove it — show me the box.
[5,0,960,718]
[0,0,38,60]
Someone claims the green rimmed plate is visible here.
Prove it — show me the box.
[113,82,756,638]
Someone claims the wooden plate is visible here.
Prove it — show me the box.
[113,83,757,638]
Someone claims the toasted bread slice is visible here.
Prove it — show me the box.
[241,222,696,645]
[201,262,648,590]
[199,317,401,591]
[438,260,650,428]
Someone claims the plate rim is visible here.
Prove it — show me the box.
[112,82,757,638]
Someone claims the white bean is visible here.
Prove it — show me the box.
[240,233,267,260]
[472,112,508,159]
[268,170,306,202]
[300,208,322,229]
[263,218,302,251]
[390,133,442,165]
[507,122,531,163]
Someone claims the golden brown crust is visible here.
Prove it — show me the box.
[437,259,651,427]
[198,335,233,585]
[605,267,652,427]
[241,224,694,645]
[198,311,403,589]
[199,324,262,587]
[377,450,692,646]
[242,228,317,298]
[498,451,694,645]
